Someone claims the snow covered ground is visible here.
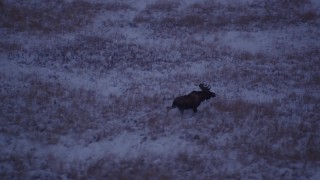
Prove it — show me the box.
[1,0,320,179]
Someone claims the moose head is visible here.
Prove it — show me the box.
[167,83,216,117]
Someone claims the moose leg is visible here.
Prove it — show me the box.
[166,106,175,116]
[179,109,184,119]
[192,108,197,113]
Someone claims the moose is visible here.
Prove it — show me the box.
[167,83,216,117]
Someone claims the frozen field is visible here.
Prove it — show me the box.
[1,0,320,179]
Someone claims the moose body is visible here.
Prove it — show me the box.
[167,83,216,116]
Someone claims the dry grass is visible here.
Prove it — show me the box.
[201,90,319,162]
[214,98,277,121]
[103,2,132,12]
[1,74,106,144]
[177,15,205,27]
[0,71,169,145]
[145,1,180,12]
[133,1,179,25]
[0,1,131,34]
[133,0,318,36]
[189,1,222,14]
[0,41,23,53]
[301,11,318,22]
[1,0,319,179]
[25,34,168,73]
[133,14,151,24]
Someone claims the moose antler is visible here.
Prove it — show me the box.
[199,83,210,91]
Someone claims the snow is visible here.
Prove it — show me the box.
[220,31,272,53]
[1,0,319,179]
[311,170,320,180]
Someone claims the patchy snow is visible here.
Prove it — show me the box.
[31,132,196,163]
[220,31,273,53]
[1,0,319,179]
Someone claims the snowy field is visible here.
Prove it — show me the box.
[1,0,320,179]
